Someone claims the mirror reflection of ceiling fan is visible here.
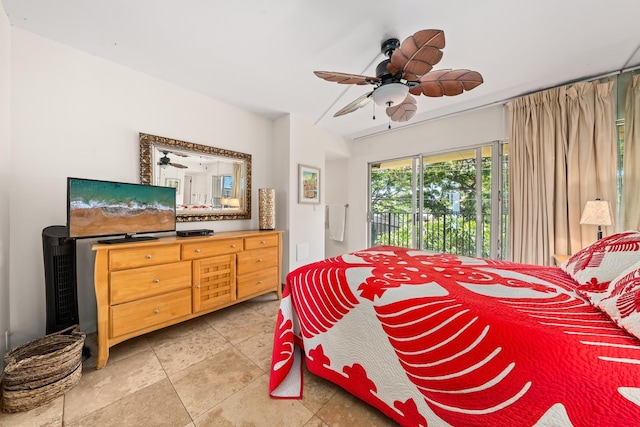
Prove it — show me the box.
[158,150,188,169]
[314,29,483,125]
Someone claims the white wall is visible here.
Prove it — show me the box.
[273,115,291,280]
[0,1,11,367]
[287,118,325,270]
[327,105,508,253]
[9,29,274,346]
[286,117,351,271]
[324,158,350,258]
[272,115,352,273]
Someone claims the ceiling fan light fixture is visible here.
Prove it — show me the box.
[373,83,409,107]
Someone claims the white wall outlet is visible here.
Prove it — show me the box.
[296,243,309,261]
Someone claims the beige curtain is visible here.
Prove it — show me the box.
[232,163,242,200]
[566,81,617,252]
[508,88,567,265]
[508,81,617,265]
[622,74,640,230]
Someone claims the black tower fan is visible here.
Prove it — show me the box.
[42,225,79,334]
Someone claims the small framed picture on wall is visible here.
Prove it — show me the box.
[298,164,320,204]
[165,178,181,195]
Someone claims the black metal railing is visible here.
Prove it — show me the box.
[370,210,498,257]
[370,211,414,248]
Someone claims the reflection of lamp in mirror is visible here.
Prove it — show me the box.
[580,198,612,240]
[259,188,276,230]
[221,198,240,209]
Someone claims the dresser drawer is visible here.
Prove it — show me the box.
[244,234,279,250]
[109,245,181,270]
[237,267,279,299]
[236,247,278,275]
[110,288,191,338]
[182,238,243,260]
[110,261,191,304]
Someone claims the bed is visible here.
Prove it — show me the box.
[270,231,640,426]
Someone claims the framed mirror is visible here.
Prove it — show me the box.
[139,133,251,222]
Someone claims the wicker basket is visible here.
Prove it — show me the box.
[1,325,85,413]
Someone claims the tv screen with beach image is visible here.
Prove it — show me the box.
[68,178,176,239]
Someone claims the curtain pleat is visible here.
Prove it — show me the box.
[567,83,595,252]
[594,81,618,236]
[552,89,569,257]
[232,163,242,199]
[622,74,640,230]
[508,81,617,265]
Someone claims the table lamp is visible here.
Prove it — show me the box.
[579,199,612,240]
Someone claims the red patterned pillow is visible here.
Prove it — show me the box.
[561,231,640,304]
[596,262,640,340]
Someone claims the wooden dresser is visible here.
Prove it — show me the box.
[92,230,283,369]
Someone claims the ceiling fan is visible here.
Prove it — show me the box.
[314,29,483,124]
[158,150,188,169]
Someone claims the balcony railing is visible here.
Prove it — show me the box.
[370,210,497,257]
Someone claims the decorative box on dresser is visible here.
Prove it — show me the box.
[92,229,283,369]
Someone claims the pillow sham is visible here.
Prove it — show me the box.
[561,230,640,304]
[596,261,640,340]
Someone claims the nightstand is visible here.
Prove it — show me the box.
[553,254,570,266]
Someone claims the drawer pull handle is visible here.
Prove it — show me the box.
[153,279,160,284]
[146,254,152,259]
[195,248,201,253]
[153,309,159,315]
[231,244,236,248]
[257,280,263,285]
[258,258,263,263]
[261,240,266,244]
[195,284,200,289]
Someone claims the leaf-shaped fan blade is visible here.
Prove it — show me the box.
[386,95,417,122]
[388,29,445,80]
[334,91,373,117]
[314,71,379,86]
[409,69,484,97]
[170,162,188,169]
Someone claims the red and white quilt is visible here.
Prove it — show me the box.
[270,246,640,426]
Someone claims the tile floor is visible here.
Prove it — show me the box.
[0,293,398,426]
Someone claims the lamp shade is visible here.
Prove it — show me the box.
[259,188,276,230]
[221,197,240,208]
[372,83,409,107]
[579,200,612,226]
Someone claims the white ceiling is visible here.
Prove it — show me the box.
[4,0,640,140]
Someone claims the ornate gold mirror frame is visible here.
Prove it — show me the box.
[139,132,252,222]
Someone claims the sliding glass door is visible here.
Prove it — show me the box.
[368,142,507,259]
[369,157,419,248]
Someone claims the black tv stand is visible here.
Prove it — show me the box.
[97,235,159,245]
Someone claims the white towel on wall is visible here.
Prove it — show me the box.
[328,205,346,242]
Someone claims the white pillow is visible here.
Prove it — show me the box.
[596,260,640,340]
[561,231,640,304]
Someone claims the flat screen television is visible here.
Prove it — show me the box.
[67,177,176,244]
